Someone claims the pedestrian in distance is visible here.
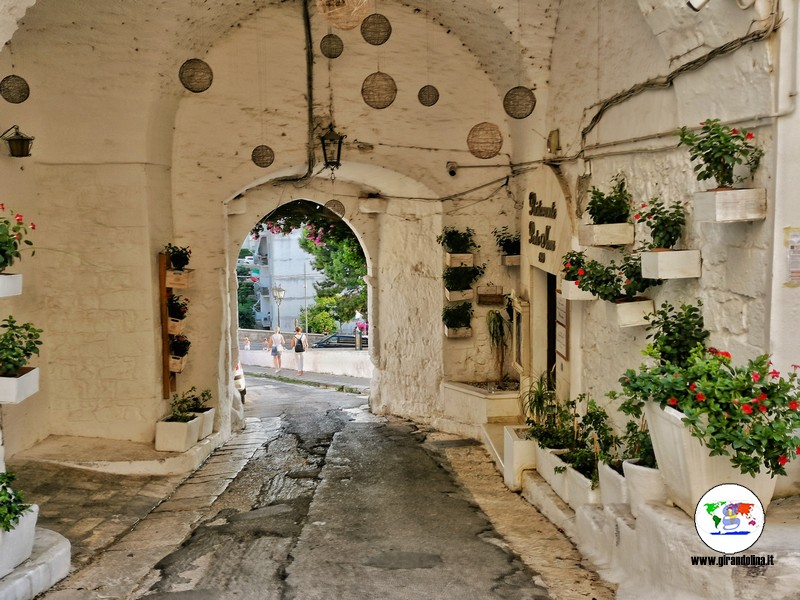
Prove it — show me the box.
[267,327,286,373]
[291,326,308,376]
[243,336,250,351]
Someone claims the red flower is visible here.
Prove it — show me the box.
[731,128,739,135]
[565,263,572,269]
[796,445,800,455]
[14,214,23,223]
[14,234,19,239]
[751,372,761,382]
[624,279,631,285]
[758,404,767,413]
[577,268,585,276]
[769,369,780,378]
[758,393,768,401]
[668,397,678,406]
[741,404,754,414]
[700,121,705,125]
[717,350,731,359]
[634,213,641,221]
[646,214,653,220]
[793,364,800,371]
[790,401,799,411]
[746,132,755,140]
[641,203,647,208]
[779,456,789,466]
[689,382,697,391]
[696,393,705,401]
[29,223,35,230]
[0,203,4,211]
[574,280,580,286]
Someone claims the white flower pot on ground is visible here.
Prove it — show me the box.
[534,445,569,504]
[641,249,701,279]
[693,188,766,222]
[0,504,39,579]
[191,407,216,440]
[0,273,22,297]
[644,404,777,515]
[606,298,654,328]
[622,459,667,519]
[598,461,628,505]
[0,367,40,404]
[155,416,201,452]
[578,223,634,246]
[503,426,538,491]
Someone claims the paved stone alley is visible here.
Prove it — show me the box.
[9,374,614,600]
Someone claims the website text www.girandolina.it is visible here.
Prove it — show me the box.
[690,554,775,567]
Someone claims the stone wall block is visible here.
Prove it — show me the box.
[725,247,767,298]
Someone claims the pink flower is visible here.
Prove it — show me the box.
[30,223,36,230]
[793,364,800,371]
[769,369,780,378]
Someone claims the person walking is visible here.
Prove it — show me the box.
[243,336,251,351]
[291,326,308,376]
[267,328,286,373]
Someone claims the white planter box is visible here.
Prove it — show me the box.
[645,404,777,515]
[155,416,201,452]
[0,504,38,579]
[0,273,22,297]
[501,255,520,266]
[444,326,471,338]
[559,280,596,301]
[598,461,628,505]
[169,355,187,373]
[444,253,473,267]
[165,268,193,289]
[622,459,667,519]
[578,223,634,246]
[565,465,600,510]
[503,426,538,491]
[476,285,504,305]
[606,298,654,328]
[191,407,215,439]
[693,188,766,222]
[0,367,40,404]
[641,250,701,279]
[444,288,474,301]
[167,317,186,335]
[534,445,569,504]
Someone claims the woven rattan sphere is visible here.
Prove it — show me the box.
[251,145,275,168]
[361,72,397,109]
[320,34,344,59]
[467,122,503,159]
[418,85,439,107]
[179,59,213,93]
[503,86,536,119]
[325,199,345,217]
[361,13,392,45]
[0,75,29,104]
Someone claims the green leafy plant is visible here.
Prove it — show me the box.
[164,243,191,270]
[677,118,763,188]
[436,226,479,254]
[486,309,508,383]
[172,386,212,414]
[645,300,709,367]
[634,198,687,249]
[491,226,521,255]
[616,345,800,477]
[0,316,42,376]
[0,472,30,532]
[442,264,485,291]
[167,388,196,422]
[561,251,662,302]
[560,399,617,485]
[0,207,35,273]
[168,334,191,357]
[598,411,657,471]
[167,293,190,320]
[442,302,473,329]
[586,174,631,225]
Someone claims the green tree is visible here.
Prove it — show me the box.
[237,280,256,329]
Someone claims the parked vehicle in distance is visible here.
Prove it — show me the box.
[311,333,369,349]
[237,256,254,265]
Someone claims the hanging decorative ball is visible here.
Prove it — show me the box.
[325,199,345,217]
[0,75,29,104]
[316,0,372,30]
[251,145,275,168]
[467,122,503,159]
[361,72,397,109]
[361,13,392,45]
[418,85,439,107]
[320,33,344,59]
[503,86,536,119]
[179,59,213,93]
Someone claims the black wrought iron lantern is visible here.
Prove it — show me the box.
[0,125,34,158]
[320,124,345,170]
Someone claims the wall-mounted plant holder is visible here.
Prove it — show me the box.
[501,255,520,266]
[444,326,472,338]
[641,249,701,279]
[167,318,186,335]
[169,355,187,373]
[693,188,766,222]
[165,269,193,289]
[0,367,39,404]
[578,223,634,247]
[476,285,504,304]
[0,274,22,297]
[444,288,474,302]
[606,297,654,328]
[559,280,596,301]
[443,253,474,267]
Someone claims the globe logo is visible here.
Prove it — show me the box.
[694,483,765,554]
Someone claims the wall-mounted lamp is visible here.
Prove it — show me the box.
[446,162,458,177]
[320,124,345,170]
[0,125,34,158]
